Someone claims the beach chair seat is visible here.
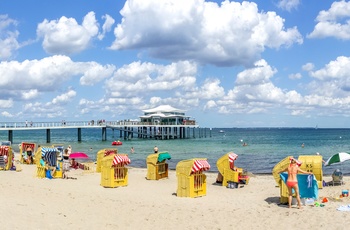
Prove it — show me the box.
[332,169,344,186]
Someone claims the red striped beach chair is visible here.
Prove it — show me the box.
[176,158,210,198]
[100,153,131,188]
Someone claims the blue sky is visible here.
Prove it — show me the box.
[1,0,350,128]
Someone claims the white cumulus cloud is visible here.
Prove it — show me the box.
[110,0,302,67]
[308,1,350,40]
[0,15,20,60]
[37,12,99,55]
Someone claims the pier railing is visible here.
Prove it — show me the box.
[0,121,96,129]
[0,120,197,129]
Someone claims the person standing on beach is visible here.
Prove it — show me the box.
[279,157,312,209]
[62,149,70,179]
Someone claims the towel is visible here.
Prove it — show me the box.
[337,205,350,211]
[280,173,318,199]
[307,174,313,188]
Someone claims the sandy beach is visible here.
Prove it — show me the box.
[1,159,350,230]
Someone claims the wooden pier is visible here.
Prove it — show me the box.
[0,121,210,143]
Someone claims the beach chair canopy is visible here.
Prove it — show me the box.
[41,147,58,166]
[158,152,171,162]
[0,146,9,156]
[228,152,238,169]
[52,145,64,157]
[21,142,36,151]
[1,141,11,146]
[104,149,117,157]
[112,154,131,166]
[191,159,210,173]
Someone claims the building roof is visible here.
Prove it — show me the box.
[142,105,185,113]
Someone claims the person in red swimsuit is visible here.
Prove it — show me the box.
[279,157,312,209]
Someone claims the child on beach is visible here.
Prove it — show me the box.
[279,157,313,209]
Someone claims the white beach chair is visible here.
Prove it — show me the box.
[332,169,344,186]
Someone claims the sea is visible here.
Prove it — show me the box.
[1,127,350,175]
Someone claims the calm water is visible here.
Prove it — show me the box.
[1,127,350,175]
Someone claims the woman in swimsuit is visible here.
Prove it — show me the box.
[280,158,312,209]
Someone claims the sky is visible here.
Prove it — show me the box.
[1,0,350,128]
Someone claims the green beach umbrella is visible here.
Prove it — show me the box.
[325,152,350,166]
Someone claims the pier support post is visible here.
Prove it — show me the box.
[8,130,13,143]
[77,128,81,142]
[46,129,51,143]
[102,127,107,141]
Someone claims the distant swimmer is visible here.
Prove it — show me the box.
[243,142,248,147]
[301,143,305,148]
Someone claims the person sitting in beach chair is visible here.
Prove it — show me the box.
[25,147,34,164]
[40,157,56,178]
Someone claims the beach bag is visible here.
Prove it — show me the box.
[46,170,53,179]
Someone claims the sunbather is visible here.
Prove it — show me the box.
[70,158,79,169]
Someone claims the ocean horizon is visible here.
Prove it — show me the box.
[1,127,350,175]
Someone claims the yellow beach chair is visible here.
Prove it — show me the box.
[146,151,171,180]
[35,146,62,179]
[19,142,36,164]
[176,158,210,198]
[272,155,322,204]
[216,152,250,187]
[0,145,14,170]
[100,153,130,188]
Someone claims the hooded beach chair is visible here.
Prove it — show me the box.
[273,156,319,204]
[0,146,13,170]
[35,147,62,178]
[100,153,131,188]
[19,142,36,164]
[176,158,210,198]
[216,152,250,187]
[146,151,171,180]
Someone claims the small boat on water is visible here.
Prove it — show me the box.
[219,130,225,133]
[112,140,123,146]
